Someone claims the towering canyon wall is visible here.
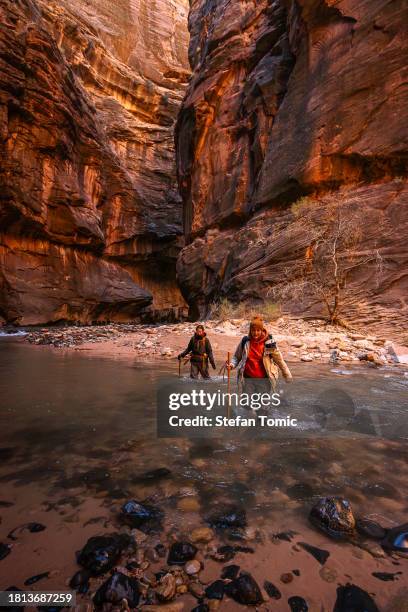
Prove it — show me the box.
[176,0,408,336]
[0,0,190,324]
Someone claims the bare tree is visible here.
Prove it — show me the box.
[269,198,384,327]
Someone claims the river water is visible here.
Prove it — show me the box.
[0,337,407,604]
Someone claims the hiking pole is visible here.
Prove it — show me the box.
[178,357,181,378]
[227,351,231,419]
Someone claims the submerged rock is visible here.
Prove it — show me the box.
[0,543,11,560]
[69,569,91,593]
[133,468,171,483]
[24,572,49,585]
[210,545,235,562]
[381,523,408,555]
[8,522,46,540]
[77,534,130,575]
[309,497,355,539]
[288,596,308,611]
[93,572,140,608]
[205,580,225,600]
[333,584,379,612]
[120,500,163,532]
[190,527,213,543]
[298,542,330,565]
[167,541,197,565]
[207,506,247,530]
[221,564,240,580]
[372,571,402,581]
[355,518,387,540]
[264,581,281,599]
[224,572,263,606]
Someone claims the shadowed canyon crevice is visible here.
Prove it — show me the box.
[0,0,407,331]
[176,0,408,337]
[0,0,190,324]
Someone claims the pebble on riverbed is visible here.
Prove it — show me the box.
[167,542,197,565]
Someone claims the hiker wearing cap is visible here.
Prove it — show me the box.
[178,325,216,379]
[227,316,292,393]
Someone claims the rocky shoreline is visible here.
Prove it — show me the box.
[3,317,407,369]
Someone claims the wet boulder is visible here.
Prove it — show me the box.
[333,584,379,612]
[77,534,130,575]
[224,571,263,606]
[207,505,247,530]
[355,518,387,540]
[167,541,197,565]
[120,500,163,532]
[93,572,140,608]
[309,497,355,539]
[381,523,408,555]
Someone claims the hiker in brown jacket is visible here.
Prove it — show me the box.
[178,324,216,379]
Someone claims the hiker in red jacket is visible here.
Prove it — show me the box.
[178,324,216,379]
[227,316,292,393]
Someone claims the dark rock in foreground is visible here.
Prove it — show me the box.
[225,572,263,606]
[333,584,379,612]
[167,541,197,565]
[77,534,130,576]
[288,595,309,611]
[93,572,140,608]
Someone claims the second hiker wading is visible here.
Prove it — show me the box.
[178,325,216,379]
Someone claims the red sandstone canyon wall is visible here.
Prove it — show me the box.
[0,0,190,324]
[176,0,408,336]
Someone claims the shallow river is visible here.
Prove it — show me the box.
[0,337,407,607]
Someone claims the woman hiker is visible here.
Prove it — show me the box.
[178,324,216,379]
[227,315,293,394]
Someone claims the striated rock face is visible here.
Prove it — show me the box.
[176,0,408,335]
[0,0,190,324]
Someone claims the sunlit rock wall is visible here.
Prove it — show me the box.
[0,0,190,324]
